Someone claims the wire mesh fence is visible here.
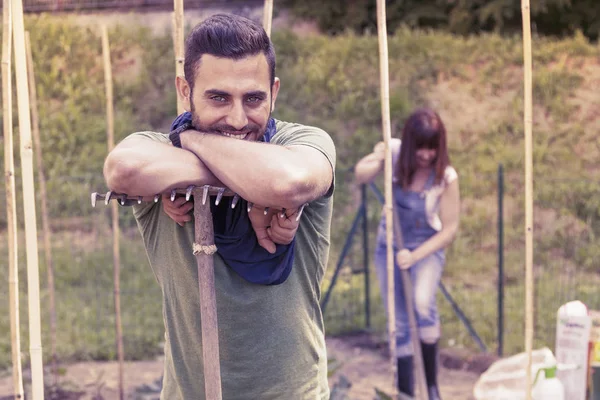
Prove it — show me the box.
[321,168,600,358]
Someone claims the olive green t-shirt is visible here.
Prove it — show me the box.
[130,120,336,400]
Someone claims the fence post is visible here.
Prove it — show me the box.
[498,163,505,357]
[361,184,371,329]
[321,207,364,314]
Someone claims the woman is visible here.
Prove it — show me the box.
[354,108,460,399]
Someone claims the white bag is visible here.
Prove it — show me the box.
[473,347,556,400]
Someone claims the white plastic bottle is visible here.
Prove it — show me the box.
[532,365,565,400]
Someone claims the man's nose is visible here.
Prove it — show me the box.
[225,102,249,130]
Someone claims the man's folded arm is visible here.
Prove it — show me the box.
[103,136,223,199]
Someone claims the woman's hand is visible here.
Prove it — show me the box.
[354,141,386,184]
[396,249,415,270]
[373,141,385,158]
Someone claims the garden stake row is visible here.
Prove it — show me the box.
[12,0,45,398]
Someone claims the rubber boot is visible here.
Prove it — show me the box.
[421,341,442,400]
[397,356,414,397]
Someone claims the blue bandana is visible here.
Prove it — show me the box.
[170,112,294,285]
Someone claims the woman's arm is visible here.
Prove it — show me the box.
[396,178,460,268]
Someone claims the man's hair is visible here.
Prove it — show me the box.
[184,13,276,90]
[396,108,450,188]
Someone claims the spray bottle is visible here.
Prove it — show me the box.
[532,365,565,400]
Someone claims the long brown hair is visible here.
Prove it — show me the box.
[396,108,450,188]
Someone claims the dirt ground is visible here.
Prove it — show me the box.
[0,333,492,399]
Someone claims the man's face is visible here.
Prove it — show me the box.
[177,54,280,142]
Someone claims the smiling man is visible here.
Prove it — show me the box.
[102,13,335,400]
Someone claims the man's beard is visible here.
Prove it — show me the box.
[189,100,270,140]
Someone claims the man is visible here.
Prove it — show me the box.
[103,13,335,400]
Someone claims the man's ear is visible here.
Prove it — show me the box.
[270,77,281,113]
[175,76,191,112]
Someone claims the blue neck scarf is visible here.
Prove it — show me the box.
[171,112,294,285]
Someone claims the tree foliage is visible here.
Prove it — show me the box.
[281,0,600,41]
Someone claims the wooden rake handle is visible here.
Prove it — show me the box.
[391,206,428,399]
[193,189,222,400]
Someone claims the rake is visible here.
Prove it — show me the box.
[92,185,305,399]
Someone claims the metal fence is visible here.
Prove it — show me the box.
[321,165,600,357]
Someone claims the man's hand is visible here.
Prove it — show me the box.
[162,195,301,252]
[248,206,301,254]
[248,206,278,254]
[162,193,194,227]
[267,209,301,246]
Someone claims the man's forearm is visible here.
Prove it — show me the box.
[181,131,327,208]
[104,138,223,197]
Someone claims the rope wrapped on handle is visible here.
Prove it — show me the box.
[193,243,217,255]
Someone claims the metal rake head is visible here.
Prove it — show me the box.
[91,185,306,221]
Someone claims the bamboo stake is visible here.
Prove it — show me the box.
[26,30,59,386]
[3,1,25,398]
[521,1,534,399]
[375,0,398,395]
[263,0,274,38]
[376,1,427,397]
[101,25,125,400]
[173,0,184,114]
[12,0,45,398]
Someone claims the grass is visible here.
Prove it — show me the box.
[0,223,164,371]
[322,181,600,356]
[323,220,600,357]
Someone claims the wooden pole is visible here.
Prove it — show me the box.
[193,194,222,400]
[12,0,45,398]
[26,30,59,385]
[173,0,184,114]
[263,0,274,37]
[375,0,398,395]
[101,25,125,400]
[521,1,534,399]
[376,0,427,397]
[392,211,428,399]
[3,1,25,398]
[171,1,221,395]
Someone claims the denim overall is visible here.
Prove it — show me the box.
[375,171,445,357]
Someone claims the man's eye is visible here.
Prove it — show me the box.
[247,96,262,103]
[211,96,226,102]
